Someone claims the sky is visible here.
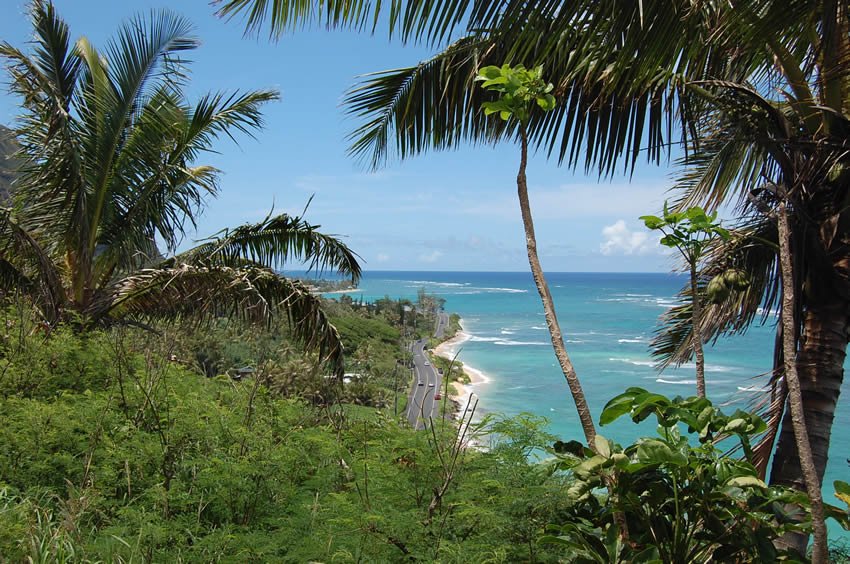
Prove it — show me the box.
[0,0,682,272]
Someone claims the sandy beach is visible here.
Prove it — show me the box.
[321,288,362,294]
[433,323,490,423]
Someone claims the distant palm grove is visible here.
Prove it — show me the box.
[0,0,848,562]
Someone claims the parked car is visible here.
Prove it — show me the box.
[434,393,442,400]
[428,383,435,388]
[418,381,424,386]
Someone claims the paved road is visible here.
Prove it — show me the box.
[434,312,448,339]
[404,313,449,429]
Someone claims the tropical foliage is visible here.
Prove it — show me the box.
[0,2,360,375]
[0,309,564,562]
[546,388,808,562]
[3,307,846,561]
[216,0,850,551]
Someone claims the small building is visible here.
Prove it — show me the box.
[231,366,255,381]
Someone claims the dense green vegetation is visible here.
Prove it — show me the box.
[0,306,574,562]
[2,0,850,560]
[3,306,849,561]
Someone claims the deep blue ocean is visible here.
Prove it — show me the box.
[323,270,849,529]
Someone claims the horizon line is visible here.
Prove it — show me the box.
[293,269,685,275]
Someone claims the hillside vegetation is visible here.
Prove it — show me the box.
[0,125,16,201]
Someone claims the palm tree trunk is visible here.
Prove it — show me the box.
[690,262,706,397]
[516,124,596,445]
[771,201,829,562]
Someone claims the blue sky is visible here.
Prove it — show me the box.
[0,0,681,272]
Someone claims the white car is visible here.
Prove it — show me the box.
[424,362,430,366]
[428,383,435,388]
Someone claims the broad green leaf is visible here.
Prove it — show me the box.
[723,418,748,433]
[696,406,715,430]
[610,452,630,469]
[666,407,697,430]
[594,434,611,458]
[659,234,680,247]
[631,392,669,422]
[726,475,767,489]
[573,454,609,479]
[636,439,686,466]
[482,77,509,88]
[824,502,850,530]
[640,215,665,229]
[836,480,850,507]
[600,392,637,425]
[476,66,502,80]
[537,93,556,111]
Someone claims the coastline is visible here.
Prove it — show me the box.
[321,288,362,294]
[432,320,490,423]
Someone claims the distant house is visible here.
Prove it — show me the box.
[231,366,255,381]
[323,372,363,384]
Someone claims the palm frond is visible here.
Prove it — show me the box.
[73,9,198,264]
[1,2,84,255]
[181,211,362,282]
[214,0,472,45]
[101,264,345,376]
[0,260,34,295]
[185,89,280,145]
[94,88,278,277]
[344,35,507,169]
[218,0,835,178]
[0,208,64,321]
[341,6,738,175]
[0,1,79,128]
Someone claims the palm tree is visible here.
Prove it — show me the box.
[475,64,596,444]
[650,81,848,557]
[0,1,361,376]
[217,0,848,550]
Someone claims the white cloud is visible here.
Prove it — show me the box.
[599,220,658,256]
[376,253,390,262]
[418,250,443,263]
[457,181,668,221]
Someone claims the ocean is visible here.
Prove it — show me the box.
[326,270,849,532]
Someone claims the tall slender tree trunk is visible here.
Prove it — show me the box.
[771,201,829,562]
[516,125,596,445]
[689,262,706,398]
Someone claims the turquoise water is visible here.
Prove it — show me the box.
[331,270,849,531]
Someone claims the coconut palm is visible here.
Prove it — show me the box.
[217,0,849,550]
[0,1,361,376]
[649,81,850,556]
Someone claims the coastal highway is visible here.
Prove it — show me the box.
[434,311,448,339]
[405,313,450,429]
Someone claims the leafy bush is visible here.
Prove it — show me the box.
[544,389,808,562]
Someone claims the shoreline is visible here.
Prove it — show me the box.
[321,288,362,294]
[432,321,491,423]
